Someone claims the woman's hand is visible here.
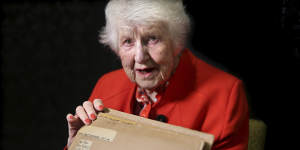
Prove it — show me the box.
[66,99,104,148]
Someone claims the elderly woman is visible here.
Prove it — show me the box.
[65,0,249,150]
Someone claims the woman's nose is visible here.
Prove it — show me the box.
[134,41,149,63]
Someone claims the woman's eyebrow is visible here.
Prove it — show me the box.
[119,29,136,40]
[142,27,163,37]
[143,22,168,35]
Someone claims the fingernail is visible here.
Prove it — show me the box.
[90,114,96,120]
[98,105,104,110]
[68,115,73,120]
[85,118,91,124]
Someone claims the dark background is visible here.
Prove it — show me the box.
[1,0,299,150]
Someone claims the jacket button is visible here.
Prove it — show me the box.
[156,115,168,122]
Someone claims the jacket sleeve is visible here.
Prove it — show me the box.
[213,80,249,150]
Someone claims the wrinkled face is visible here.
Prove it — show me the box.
[117,22,180,90]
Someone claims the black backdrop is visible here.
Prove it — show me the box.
[1,0,299,150]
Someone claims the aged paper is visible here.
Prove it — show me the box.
[69,108,214,150]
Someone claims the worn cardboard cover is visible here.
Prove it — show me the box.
[69,108,214,150]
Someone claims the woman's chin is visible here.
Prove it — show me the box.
[135,78,160,90]
[136,81,156,90]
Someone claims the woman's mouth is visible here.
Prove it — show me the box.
[135,67,156,78]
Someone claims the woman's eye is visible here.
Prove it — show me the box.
[123,38,133,46]
[147,36,159,45]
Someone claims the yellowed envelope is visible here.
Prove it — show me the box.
[69,108,214,150]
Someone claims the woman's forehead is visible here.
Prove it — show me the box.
[119,21,168,36]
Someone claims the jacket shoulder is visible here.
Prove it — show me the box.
[187,50,241,90]
[100,69,130,84]
[89,69,134,100]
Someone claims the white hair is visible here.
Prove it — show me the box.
[99,0,191,53]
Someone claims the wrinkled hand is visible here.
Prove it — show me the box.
[66,99,104,148]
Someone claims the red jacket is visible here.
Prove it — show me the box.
[87,49,249,150]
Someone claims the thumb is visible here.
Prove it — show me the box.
[66,114,84,134]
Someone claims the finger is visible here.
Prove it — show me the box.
[66,113,75,122]
[75,106,91,125]
[83,101,97,120]
[93,98,104,111]
[66,114,83,130]
[66,114,83,147]
[66,114,81,124]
